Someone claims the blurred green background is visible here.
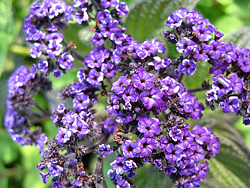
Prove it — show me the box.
[1,0,250,187]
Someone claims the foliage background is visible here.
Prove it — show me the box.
[1,0,250,187]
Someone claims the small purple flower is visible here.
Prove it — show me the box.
[53,69,62,78]
[112,75,131,95]
[73,93,90,111]
[138,137,158,157]
[132,68,155,90]
[36,133,47,149]
[116,2,129,16]
[45,40,62,58]
[192,24,213,41]
[101,61,117,78]
[169,127,183,142]
[46,33,64,43]
[106,95,120,116]
[57,52,74,69]
[110,29,126,44]
[209,60,228,76]
[90,32,105,47]
[166,12,183,29]
[159,135,169,152]
[121,140,140,158]
[110,157,126,174]
[206,134,220,157]
[237,55,250,72]
[140,86,163,109]
[39,172,50,184]
[116,179,131,188]
[164,143,183,164]
[86,69,104,86]
[229,74,243,93]
[99,143,113,158]
[161,76,180,95]
[206,89,218,102]
[38,60,48,72]
[137,117,161,137]
[122,84,139,103]
[97,9,112,24]
[75,8,88,24]
[71,117,89,138]
[223,43,237,63]
[178,59,197,76]
[104,118,117,134]
[101,0,118,8]
[55,127,71,145]
[219,96,240,113]
[176,37,196,56]
[30,43,43,58]
[191,125,211,145]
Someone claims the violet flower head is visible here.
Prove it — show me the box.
[121,140,140,158]
[57,52,74,69]
[99,143,113,158]
[116,2,129,16]
[132,68,155,90]
[137,117,161,137]
[30,43,43,58]
[104,117,117,134]
[55,127,71,145]
[138,137,158,157]
[178,59,197,76]
[166,12,183,29]
[70,117,89,138]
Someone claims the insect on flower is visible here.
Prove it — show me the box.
[217,77,230,87]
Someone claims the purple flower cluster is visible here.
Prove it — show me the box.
[9,1,250,187]
[4,65,51,147]
[164,7,250,124]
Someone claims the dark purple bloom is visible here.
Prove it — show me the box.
[121,140,140,158]
[53,70,62,78]
[166,12,183,28]
[138,137,158,157]
[193,43,211,62]
[219,96,240,113]
[101,0,119,8]
[45,40,62,58]
[36,133,48,149]
[206,134,220,157]
[75,8,88,24]
[209,40,225,60]
[159,135,169,152]
[106,95,120,116]
[73,93,90,111]
[70,117,89,138]
[99,143,113,158]
[192,24,213,41]
[191,125,211,145]
[97,9,112,24]
[164,165,177,176]
[110,157,126,174]
[122,84,139,103]
[46,33,64,43]
[57,52,74,69]
[169,126,183,142]
[178,59,197,76]
[189,143,205,162]
[47,160,64,176]
[137,117,161,137]
[223,43,237,63]
[209,60,228,76]
[90,32,105,47]
[112,75,131,95]
[101,61,117,78]
[116,179,130,188]
[140,86,163,109]
[132,68,155,90]
[38,60,48,72]
[104,118,117,133]
[161,76,180,95]
[86,69,104,86]
[30,43,43,58]
[73,0,88,8]
[237,55,250,72]
[206,89,218,102]
[55,127,71,145]
[176,37,196,56]
[229,74,244,93]
[164,143,183,164]
[189,100,204,120]
[110,29,126,44]
[39,172,50,184]
[116,2,129,16]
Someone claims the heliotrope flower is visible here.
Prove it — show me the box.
[137,117,161,137]
[55,127,71,145]
[178,59,197,76]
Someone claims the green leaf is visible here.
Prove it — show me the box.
[133,164,173,188]
[182,61,212,101]
[222,27,250,49]
[202,122,250,188]
[0,0,15,77]
[124,0,199,43]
